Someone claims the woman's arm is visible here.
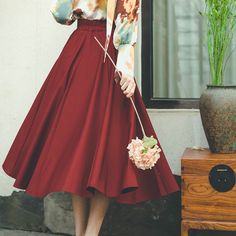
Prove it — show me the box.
[50,0,78,25]
[112,0,140,80]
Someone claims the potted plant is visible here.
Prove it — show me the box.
[199,0,236,153]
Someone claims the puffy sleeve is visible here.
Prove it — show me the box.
[113,0,140,80]
[50,0,80,25]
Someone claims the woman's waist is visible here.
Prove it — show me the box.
[77,19,107,31]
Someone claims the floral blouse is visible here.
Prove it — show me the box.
[50,0,140,80]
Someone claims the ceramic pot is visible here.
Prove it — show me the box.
[199,85,236,153]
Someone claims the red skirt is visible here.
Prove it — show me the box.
[2,19,180,204]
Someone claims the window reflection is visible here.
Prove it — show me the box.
[152,0,236,99]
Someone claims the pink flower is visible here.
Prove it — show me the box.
[127,135,161,170]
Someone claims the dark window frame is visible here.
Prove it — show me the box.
[141,0,199,109]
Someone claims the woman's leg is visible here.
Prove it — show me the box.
[84,190,110,236]
[71,193,90,236]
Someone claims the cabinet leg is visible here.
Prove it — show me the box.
[181,222,189,236]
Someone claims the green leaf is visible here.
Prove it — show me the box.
[142,135,157,149]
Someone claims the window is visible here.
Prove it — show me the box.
[142,0,236,109]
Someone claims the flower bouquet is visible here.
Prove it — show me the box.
[94,36,162,170]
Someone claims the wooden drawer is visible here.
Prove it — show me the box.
[182,175,236,221]
[181,148,236,175]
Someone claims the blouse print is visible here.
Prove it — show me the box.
[50,0,140,80]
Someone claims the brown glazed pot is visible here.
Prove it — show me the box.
[199,85,236,153]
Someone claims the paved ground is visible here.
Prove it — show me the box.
[0,229,68,236]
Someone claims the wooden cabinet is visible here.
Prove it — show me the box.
[181,148,236,236]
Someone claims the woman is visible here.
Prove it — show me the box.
[2,0,180,235]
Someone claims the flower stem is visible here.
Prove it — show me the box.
[94,36,147,138]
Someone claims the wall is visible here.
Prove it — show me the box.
[0,0,208,196]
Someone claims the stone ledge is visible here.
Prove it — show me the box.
[0,191,46,232]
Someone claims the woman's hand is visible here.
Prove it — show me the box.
[119,73,136,98]
[114,70,136,98]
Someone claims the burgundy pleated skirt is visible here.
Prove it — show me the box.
[2,19,180,204]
